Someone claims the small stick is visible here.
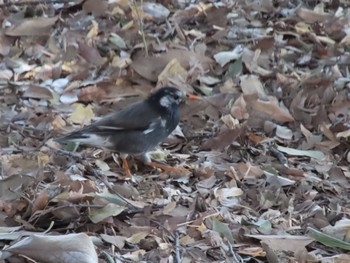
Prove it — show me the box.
[0,0,73,8]
[43,143,88,160]
[175,230,181,263]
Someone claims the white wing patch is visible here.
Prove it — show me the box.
[143,117,165,135]
[143,127,155,134]
[97,125,125,130]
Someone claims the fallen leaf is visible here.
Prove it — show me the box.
[89,203,127,223]
[5,16,58,36]
[69,104,94,125]
[4,233,98,263]
[132,50,213,82]
[157,58,187,87]
[100,234,126,249]
[212,218,234,243]
[277,145,325,160]
[126,231,150,243]
[22,85,53,100]
[240,74,267,98]
[296,7,332,23]
[214,45,243,67]
[247,234,314,253]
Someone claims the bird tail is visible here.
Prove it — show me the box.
[54,132,112,148]
[54,131,89,144]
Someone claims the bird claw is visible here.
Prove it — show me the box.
[146,161,190,175]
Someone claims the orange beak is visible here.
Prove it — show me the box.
[186,93,200,100]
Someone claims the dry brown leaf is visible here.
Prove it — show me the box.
[214,187,243,207]
[246,95,294,123]
[51,115,67,131]
[320,123,338,142]
[22,85,53,100]
[179,235,195,245]
[162,201,177,215]
[5,16,58,36]
[126,231,150,243]
[142,2,170,22]
[230,95,249,120]
[242,48,273,76]
[32,190,49,213]
[131,50,213,82]
[100,234,126,249]
[202,126,243,151]
[69,104,94,125]
[0,32,14,56]
[0,174,34,202]
[236,246,266,257]
[83,0,108,17]
[78,85,109,102]
[157,58,188,87]
[236,162,264,179]
[4,233,98,263]
[221,114,239,130]
[0,69,13,80]
[78,41,104,66]
[247,234,314,253]
[240,75,267,98]
[296,8,332,23]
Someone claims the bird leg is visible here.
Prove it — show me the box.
[113,153,132,177]
[122,158,133,177]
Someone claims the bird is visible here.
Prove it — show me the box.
[55,87,199,176]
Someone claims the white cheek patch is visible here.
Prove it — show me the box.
[160,96,171,107]
[75,134,113,148]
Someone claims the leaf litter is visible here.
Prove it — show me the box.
[0,0,350,262]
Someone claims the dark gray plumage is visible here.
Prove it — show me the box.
[55,87,188,162]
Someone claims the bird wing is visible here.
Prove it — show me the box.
[88,100,160,133]
[56,100,161,142]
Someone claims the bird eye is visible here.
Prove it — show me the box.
[173,94,179,100]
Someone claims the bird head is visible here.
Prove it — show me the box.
[149,87,199,110]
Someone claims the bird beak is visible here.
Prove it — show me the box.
[186,93,200,100]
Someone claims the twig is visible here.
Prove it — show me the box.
[44,143,89,160]
[1,146,37,154]
[57,203,105,208]
[130,0,148,57]
[175,230,181,263]
[227,240,243,263]
[0,0,73,8]
[269,146,288,166]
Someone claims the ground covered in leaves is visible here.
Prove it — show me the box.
[1,0,350,262]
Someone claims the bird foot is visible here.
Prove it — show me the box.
[113,155,189,177]
[146,161,189,175]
